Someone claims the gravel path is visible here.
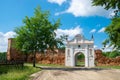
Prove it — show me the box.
[30,68,120,80]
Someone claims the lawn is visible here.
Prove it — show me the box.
[0,64,40,80]
[96,65,120,69]
[76,61,85,67]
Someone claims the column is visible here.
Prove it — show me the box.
[85,48,89,67]
[70,47,75,67]
[65,47,68,66]
[88,48,95,67]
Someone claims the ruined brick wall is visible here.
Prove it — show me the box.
[7,38,65,65]
[8,38,120,66]
[95,50,120,66]
[27,53,65,65]
[7,38,25,61]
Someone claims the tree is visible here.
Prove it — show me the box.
[92,0,120,10]
[92,0,120,50]
[14,7,61,67]
[103,18,120,49]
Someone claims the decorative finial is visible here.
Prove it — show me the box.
[91,34,94,40]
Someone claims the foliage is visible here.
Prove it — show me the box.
[14,6,62,67]
[92,0,120,50]
[56,34,68,50]
[102,52,110,57]
[0,52,7,60]
[102,50,120,58]
[92,0,120,10]
[102,18,120,49]
[0,64,40,80]
[77,54,85,60]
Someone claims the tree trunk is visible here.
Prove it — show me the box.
[25,53,28,62]
[33,51,36,67]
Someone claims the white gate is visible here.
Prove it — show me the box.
[65,34,95,67]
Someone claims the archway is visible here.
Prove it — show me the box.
[65,34,95,67]
[75,52,85,67]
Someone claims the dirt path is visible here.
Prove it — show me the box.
[30,68,120,80]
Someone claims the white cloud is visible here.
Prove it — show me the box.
[90,29,96,33]
[56,0,113,17]
[55,11,66,16]
[55,25,83,39]
[48,0,66,5]
[108,10,116,18]
[98,27,105,33]
[0,31,16,52]
[102,45,115,52]
[94,45,98,49]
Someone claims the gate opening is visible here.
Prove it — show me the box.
[75,52,85,67]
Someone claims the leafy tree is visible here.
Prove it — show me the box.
[14,7,61,67]
[102,51,110,57]
[0,52,7,60]
[92,0,120,10]
[103,18,120,49]
[92,0,120,50]
[56,34,68,50]
[103,50,120,58]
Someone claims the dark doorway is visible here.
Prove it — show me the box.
[75,52,85,67]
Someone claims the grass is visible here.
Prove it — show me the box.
[76,61,85,67]
[96,65,120,69]
[76,61,120,69]
[26,63,68,68]
[0,64,40,80]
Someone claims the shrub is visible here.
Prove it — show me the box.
[0,52,7,60]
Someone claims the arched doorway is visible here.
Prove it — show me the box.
[65,34,95,67]
[75,52,85,67]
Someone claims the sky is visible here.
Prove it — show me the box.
[0,0,115,52]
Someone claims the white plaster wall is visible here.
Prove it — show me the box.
[65,35,95,67]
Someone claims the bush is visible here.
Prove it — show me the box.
[102,52,111,57]
[102,50,120,58]
[109,50,120,58]
[0,52,7,60]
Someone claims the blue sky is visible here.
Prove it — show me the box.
[0,0,114,52]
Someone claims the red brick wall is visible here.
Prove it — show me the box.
[95,50,120,66]
[7,38,65,65]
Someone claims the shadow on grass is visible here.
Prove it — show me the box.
[36,66,107,71]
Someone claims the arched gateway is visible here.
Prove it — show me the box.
[65,34,95,67]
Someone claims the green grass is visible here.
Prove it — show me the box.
[76,61,85,67]
[26,63,67,68]
[0,64,40,80]
[96,65,120,69]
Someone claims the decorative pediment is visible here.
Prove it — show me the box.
[67,34,94,44]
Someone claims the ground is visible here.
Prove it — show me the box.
[30,67,120,80]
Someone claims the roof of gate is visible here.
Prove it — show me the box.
[67,34,94,44]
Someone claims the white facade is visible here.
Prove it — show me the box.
[65,34,95,67]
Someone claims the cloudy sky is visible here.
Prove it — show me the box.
[0,0,114,52]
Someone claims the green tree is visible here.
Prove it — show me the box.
[103,18,120,49]
[92,0,120,10]
[14,7,61,67]
[92,0,120,50]
[0,52,7,60]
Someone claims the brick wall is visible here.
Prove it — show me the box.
[95,50,120,66]
[7,38,65,65]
